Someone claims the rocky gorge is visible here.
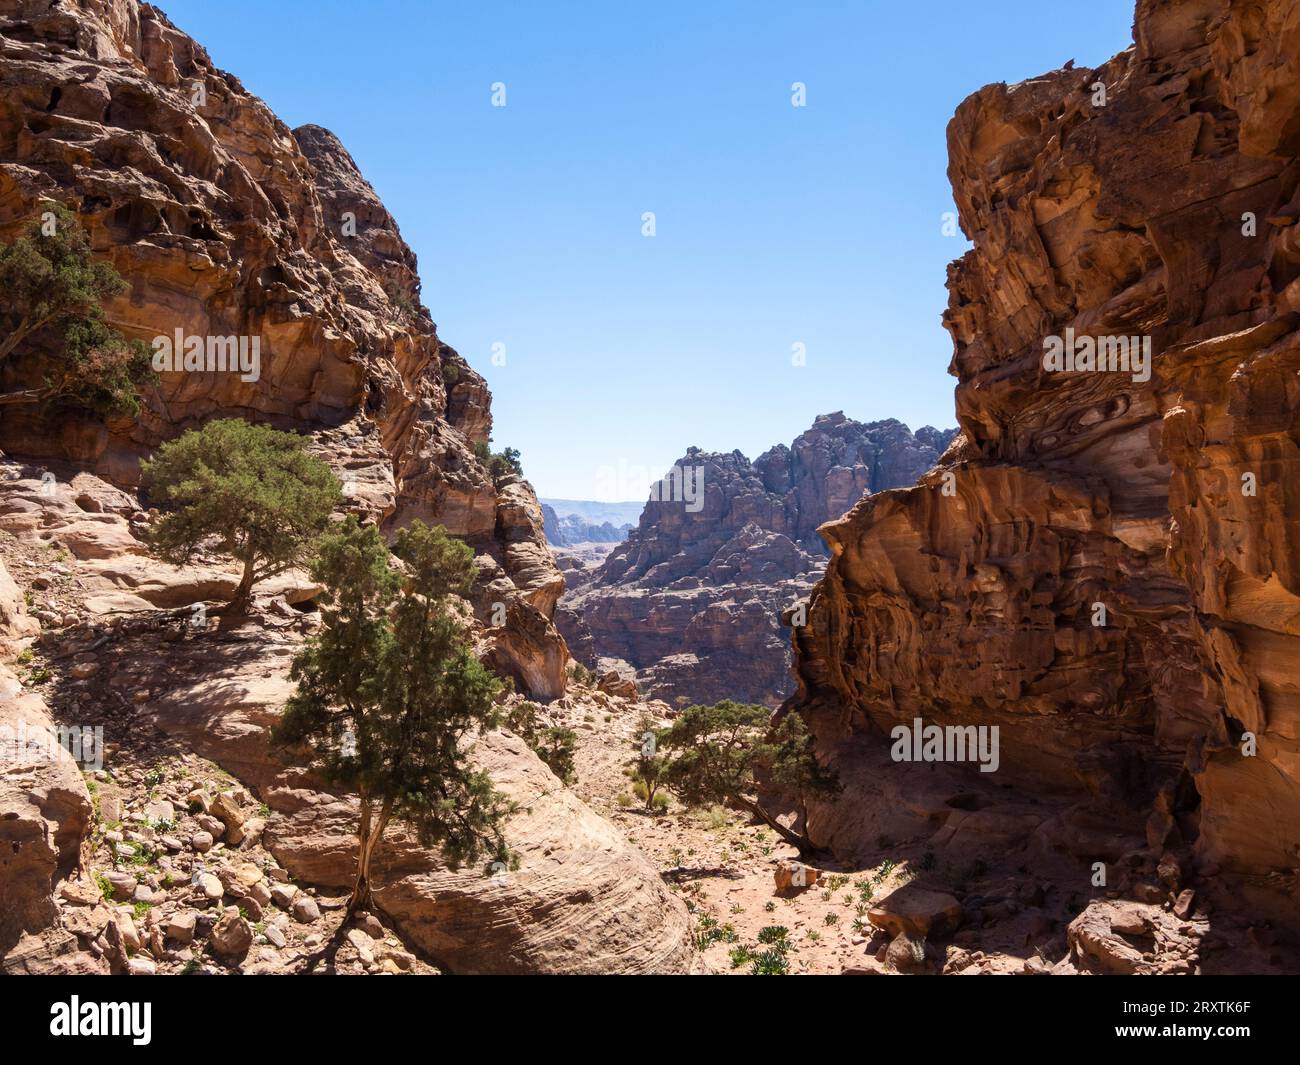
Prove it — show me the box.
[558,414,954,707]
[3,0,1300,984]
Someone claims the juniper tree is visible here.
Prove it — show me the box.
[0,203,152,414]
[628,710,669,813]
[273,518,513,914]
[140,419,341,612]
[658,700,840,852]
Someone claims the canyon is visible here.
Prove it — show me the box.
[3,0,1300,982]
[558,414,955,707]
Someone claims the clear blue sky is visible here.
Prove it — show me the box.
[162,0,1136,500]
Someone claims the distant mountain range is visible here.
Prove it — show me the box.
[540,501,638,546]
[539,499,645,527]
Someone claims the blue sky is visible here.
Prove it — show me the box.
[163,0,1136,500]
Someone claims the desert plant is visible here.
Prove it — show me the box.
[656,701,840,852]
[272,518,513,914]
[0,203,153,414]
[141,419,341,612]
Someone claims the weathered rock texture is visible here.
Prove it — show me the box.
[0,0,567,699]
[789,0,1300,923]
[0,584,93,973]
[0,466,698,974]
[562,414,954,707]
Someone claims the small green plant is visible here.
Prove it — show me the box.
[729,944,755,969]
[96,873,114,902]
[823,912,839,927]
[694,805,728,830]
[757,925,791,948]
[693,914,739,950]
[763,901,776,913]
[749,948,790,975]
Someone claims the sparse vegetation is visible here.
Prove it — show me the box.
[654,701,841,852]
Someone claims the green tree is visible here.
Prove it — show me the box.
[658,701,840,853]
[140,419,341,612]
[273,518,513,914]
[473,439,523,481]
[505,701,578,784]
[628,711,669,813]
[0,203,152,414]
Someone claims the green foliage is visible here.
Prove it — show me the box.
[655,700,840,849]
[472,439,524,481]
[272,518,512,908]
[570,661,595,686]
[627,711,669,813]
[0,203,152,414]
[693,913,738,951]
[504,702,577,784]
[141,419,341,610]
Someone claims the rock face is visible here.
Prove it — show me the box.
[789,0,1300,921]
[561,413,954,706]
[0,647,93,972]
[0,0,567,700]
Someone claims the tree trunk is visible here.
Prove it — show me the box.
[229,554,256,614]
[348,798,391,919]
[735,796,814,854]
[349,800,373,916]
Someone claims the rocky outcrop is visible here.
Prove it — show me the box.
[561,414,954,706]
[0,0,567,699]
[789,0,1300,925]
[0,469,698,974]
[0,650,93,973]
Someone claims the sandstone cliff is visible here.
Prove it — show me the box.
[0,0,567,700]
[0,0,711,975]
[562,413,954,707]
[789,0,1300,929]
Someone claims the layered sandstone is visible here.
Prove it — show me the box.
[561,414,954,706]
[0,0,566,699]
[789,0,1300,924]
[0,465,697,974]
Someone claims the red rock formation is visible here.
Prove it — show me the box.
[790,0,1300,923]
[0,0,567,699]
[563,414,953,707]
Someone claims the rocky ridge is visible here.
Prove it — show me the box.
[559,413,955,707]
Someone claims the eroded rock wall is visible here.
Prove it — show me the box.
[0,0,567,699]
[790,0,1300,913]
